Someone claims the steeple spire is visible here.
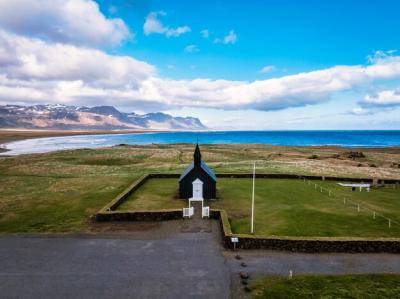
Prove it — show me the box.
[194,141,201,167]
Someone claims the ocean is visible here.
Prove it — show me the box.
[1,130,400,155]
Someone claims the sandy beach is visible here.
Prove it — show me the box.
[0,129,157,152]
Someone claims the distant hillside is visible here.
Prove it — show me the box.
[0,104,207,130]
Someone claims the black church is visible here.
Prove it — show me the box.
[179,144,217,200]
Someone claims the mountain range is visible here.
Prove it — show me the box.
[0,104,206,130]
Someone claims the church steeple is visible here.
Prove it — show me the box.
[194,142,201,167]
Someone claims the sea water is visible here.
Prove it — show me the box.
[1,130,400,155]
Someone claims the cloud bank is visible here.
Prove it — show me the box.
[2,27,400,111]
[362,89,400,107]
[0,0,131,47]
[0,1,399,114]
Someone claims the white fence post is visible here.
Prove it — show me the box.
[202,206,210,218]
[183,207,194,218]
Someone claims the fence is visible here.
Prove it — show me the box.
[299,176,400,230]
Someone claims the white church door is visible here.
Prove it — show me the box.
[192,178,203,200]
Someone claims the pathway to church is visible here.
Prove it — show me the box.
[1,218,400,299]
[181,201,211,233]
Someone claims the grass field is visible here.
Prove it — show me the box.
[214,178,400,237]
[118,178,186,210]
[0,143,399,234]
[116,177,400,237]
[249,274,400,299]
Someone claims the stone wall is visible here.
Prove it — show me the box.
[96,210,182,221]
[95,173,400,253]
[210,209,400,253]
[223,236,400,253]
[217,173,400,184]
[100,173,400,214]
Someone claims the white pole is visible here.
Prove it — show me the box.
[251,162,255,234]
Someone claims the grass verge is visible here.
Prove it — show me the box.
[249,274,400,299]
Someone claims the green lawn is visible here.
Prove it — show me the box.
[0,143,399,234]
[116,177,400,238]
[213,178,400,237]
[0,173,135,233]
[118,178,186,210]
[250,274,400,299]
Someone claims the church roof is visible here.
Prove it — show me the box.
[179,161,217,182]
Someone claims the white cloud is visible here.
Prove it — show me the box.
[0,0,131,47]
[367,50,397,64]
[260,65,276,74]
[2,30,400,112]
[349,107,373,115]
[223,30,237,44]
[0,30,154,85]
[214,30,237,45]
[143,11,190,38]
[362,89,400,107]
[184,44,199,53]
[200,29,209,38]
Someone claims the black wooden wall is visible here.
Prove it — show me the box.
[179,167,216,199]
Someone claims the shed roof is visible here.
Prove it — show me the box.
[338,183,370,188]
[179,161,217,182]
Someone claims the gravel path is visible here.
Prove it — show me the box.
[1,220,400,299]
[226,250,400,276]
[0,221,229,299]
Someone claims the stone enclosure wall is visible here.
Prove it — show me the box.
[96,173,400,253]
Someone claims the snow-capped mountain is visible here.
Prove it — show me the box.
[0,104,207,130]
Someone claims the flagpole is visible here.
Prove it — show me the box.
[251,161,255,234]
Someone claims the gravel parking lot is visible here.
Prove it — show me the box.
[0,221,229,299]
[1,220,400,299]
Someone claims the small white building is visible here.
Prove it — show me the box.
[338,183,370,192]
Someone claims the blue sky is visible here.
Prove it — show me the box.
[99,0,400,80]
[0,0,399,129]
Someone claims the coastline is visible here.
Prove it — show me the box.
[0,128,159,153]
[1,129,399,156]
